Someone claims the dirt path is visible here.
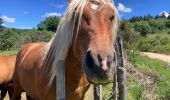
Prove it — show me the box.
[141,52,170,64]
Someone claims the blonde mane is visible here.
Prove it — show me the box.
[43,0,119,87]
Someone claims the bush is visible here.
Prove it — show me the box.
[134,35,170,54]
[134,21,152,36]
[165,21,170,28]
[37,16,60,32]
[148,19,165,33]
[167,31,170,35]
[0,28,54,51]
[119,21,140,49]
[152,44,170,55]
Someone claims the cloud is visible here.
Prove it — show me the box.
[20,26,32,29]
[24,11,30,14]
[55,5,64,9]
[0,16,16,23]
[43,12,62,17]
[50,3,64,9]
[117,3,132,13]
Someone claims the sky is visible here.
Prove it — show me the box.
[0,0,170,29]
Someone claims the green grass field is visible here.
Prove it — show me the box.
[103,52,170,100]
[128,52,170,99]
[135,32,170,55]
[0,50,18,56]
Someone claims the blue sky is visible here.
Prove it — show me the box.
[0,0,170,29]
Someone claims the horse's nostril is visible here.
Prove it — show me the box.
[107,61,111,67]
[97,54,102,63]
[86,51,91,57]
[85,51,94,69]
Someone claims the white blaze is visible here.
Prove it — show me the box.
[91,4,99,10]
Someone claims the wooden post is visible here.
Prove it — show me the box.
[116,37,127,100]
[94,85,103,100]
[56,61,66,100]
[113,68,117,100]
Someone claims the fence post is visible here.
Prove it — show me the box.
[113,68,117,100]
[116,37,127,100]
[56,61,66,100]
[94,85,103,100]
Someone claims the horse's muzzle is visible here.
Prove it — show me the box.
[83,51,115,84]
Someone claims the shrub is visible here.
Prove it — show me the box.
[134,21,152,36]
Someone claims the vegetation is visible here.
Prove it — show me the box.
[135,34,170,54]
[37,16,60,32]
[120,15,170,54]
[103,52,170,100]
[127,52,170,99]
[0,50,18,56]
[1,13,170,99]
[0,28,54,51]
[0,18,3,28]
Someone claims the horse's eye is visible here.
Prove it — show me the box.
[109,15,115,21]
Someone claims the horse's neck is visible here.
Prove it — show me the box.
[65,45,89,93]
[65,45,84,77]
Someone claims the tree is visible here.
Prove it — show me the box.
[119,21,140,49]
[37,16,60,32]
[134,21,152,36]
[167,15,170,19]
[155,15,161,19]
[165,21,170,28]
[0,18,3,28]
[148,19,165,32]
[129,16,143,22]
[159,12,167,19]
[143,14,153,21]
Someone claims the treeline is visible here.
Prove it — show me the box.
[123,15,170,36]
[0,15,170,51]
[120,14,170,49]
[0,28,54,50]
[0,16,60,51]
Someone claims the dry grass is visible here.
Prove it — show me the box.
[2,86,94,100]
[3,92,27,100]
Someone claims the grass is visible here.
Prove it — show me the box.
[127,75,144,100]
[1,49,170,99]
[0,50,18,56]
[128,51,170,99]
[134,31,170,55]
[103,51,170,100]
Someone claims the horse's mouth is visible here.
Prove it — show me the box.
[82,52,115,85]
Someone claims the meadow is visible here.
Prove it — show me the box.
[1,15,170,99]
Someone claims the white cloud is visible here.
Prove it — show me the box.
[43,12,62,17]
[117,3,132,13]
[55,5,64,9]
[0,16,16,23]
[24,11,30,14]
[20,26,32,29]
[50,3,64,9]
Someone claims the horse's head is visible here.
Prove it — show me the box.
[70,0,119,84]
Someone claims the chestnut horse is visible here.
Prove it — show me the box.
[0,56,16,100]
[12,0,119,99]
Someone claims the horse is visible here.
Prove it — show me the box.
[12,0,119,99]
[0,56,16,100]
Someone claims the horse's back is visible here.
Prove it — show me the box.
[14,42,55,100]
[0,56,16,84]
